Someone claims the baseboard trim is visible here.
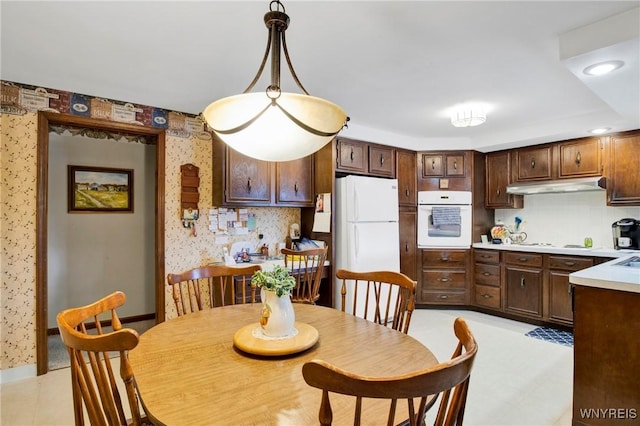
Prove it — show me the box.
[0,364,37,384]
[47,312,156,335]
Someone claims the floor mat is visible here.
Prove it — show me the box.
[525,327,573,347]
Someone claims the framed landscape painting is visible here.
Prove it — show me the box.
[68,165,133,212]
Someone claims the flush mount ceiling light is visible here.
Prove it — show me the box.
[589,127,611,135]
[583,60,624,76]
[202,1,348,162]
[450,106,486,128]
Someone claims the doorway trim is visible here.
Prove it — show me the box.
[36,112,166,375]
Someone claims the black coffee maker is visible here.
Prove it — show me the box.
[612,218,640,249]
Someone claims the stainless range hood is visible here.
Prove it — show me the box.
[506,177,606,195]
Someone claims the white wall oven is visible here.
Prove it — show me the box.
[417,191,472,248]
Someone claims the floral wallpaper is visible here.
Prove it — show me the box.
[0,90,300,371]
[1,112,39,370]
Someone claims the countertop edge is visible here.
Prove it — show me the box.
[471,242,639,258]
[569,256,640,293]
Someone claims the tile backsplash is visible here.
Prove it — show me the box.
[495,191,640,248]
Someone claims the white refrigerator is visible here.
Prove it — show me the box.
[335,175,400,316]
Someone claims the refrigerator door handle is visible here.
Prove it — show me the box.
[354,226,360,259]
[354,191,359,222]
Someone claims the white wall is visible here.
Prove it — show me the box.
[47,132,156,324]
[495,191,640,249]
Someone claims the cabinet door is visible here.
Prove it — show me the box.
[421,154,444,177]
[445,154,465,177]
[336,138,367,174]
[548,271,573,324]
[608,132,640,206]
[276,156,314,206]
[399,210,417,280]
[505,267,542,317]
[396,150,416,206]
[515,145,552,181]
[558,137,601,178]
[226,149,271,204]
[368,145,395,177]
[486,151,522,208]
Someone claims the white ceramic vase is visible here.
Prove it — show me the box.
[260,288,295,337]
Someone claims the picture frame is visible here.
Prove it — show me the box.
[68,165,133,212]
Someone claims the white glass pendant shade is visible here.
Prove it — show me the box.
[203,92,347,162]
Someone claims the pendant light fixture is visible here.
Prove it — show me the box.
[202,1,348,162]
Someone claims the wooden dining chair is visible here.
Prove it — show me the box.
[335,268,417,334]
[167,263,262,316]
[302,317,478,426]
[56,291,151,426]
[282,246,329,304]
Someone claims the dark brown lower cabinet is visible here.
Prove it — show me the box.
[573,285,640,425]
[505,267,543,318]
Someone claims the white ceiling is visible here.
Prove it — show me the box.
[2,1,639,153]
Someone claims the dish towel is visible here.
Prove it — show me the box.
[432,207,461,226]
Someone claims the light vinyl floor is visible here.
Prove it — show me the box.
[1,309,573,425]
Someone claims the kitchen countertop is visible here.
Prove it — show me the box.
[472,242,640,258]
[569,255,640,293]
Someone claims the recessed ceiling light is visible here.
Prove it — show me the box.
[583,60,624,76]
[589,128,611,135]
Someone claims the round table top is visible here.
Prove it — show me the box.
[129,303,438,426]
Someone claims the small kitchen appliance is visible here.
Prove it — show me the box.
[612,218,640,250]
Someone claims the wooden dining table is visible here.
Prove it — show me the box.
[129,303,438,426]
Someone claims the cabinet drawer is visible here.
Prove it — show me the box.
[548,256,593,272]
[474,263,500,286]
[474,249,499,264]
[420,291,466,304]
[474,285,501,309]
[422,250,468,268]
[505,252,543,268]
[422,270,466,290]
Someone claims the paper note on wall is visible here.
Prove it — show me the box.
[312,193,331,233]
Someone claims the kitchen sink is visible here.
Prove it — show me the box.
[615,256,640,268]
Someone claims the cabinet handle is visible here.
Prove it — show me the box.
[564,261,576,266]
[405,188,409,197]
[482,271,491,276]
[518,257,529,262]
[568,284,572,294]
[440,257,450,262]
[482,293,492,299]
[480,254,490,258]
[405,242,409,252]
[496,189,501,196]
[247,177,252,192]
[453,160,458,170]
[439,277,451,282]
[438,295,449,299]
[431,159,435,170]
[520,276,525,288]
[576,152,581,166]
[294,182,299,193]
[531,158,536,168]
[380,155,384,166]
[350,148,354,162]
